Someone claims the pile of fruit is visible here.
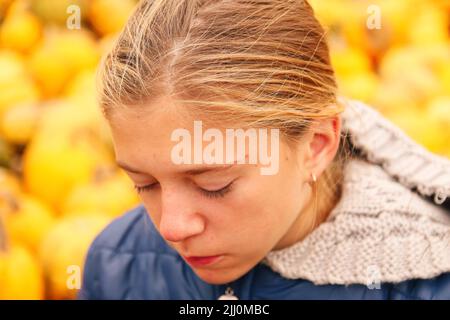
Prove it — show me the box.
[0,0,140,299]
[0,0,449,300]
[310,0,450,156]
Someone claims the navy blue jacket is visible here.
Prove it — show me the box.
[78,205,450,300]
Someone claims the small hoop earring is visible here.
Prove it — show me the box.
[310,172,318,233]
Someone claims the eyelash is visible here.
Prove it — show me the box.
[199,181,234,199]
[134,184,158,194]
[134,181,234,199]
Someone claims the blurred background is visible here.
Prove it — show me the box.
[0,0,449,299]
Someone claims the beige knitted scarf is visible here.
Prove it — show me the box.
[263,99,450,286]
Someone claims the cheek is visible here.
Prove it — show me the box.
[236,173,306,237]
[220,178,288,235]
[142,201,161,227]
[275,176,308,227]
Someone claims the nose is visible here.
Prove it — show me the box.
[158,188,206,243]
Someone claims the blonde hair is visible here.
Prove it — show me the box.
[98,0,352,224]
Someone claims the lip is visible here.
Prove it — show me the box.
[183,255,223,267]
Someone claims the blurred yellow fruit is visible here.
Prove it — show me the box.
[64,70,99,113]
[335,1,389,59]
[64,168,140,218]
[23,133,113,212]
[52,30,99,73]
[0,167,21,196]
[408,6,449,46]
[0,5,42,53]
[1,193,56,254]
[29,29,99,97]
[380,47,442,104]
[28,44,70,98]
[428,96,450,120]
[438,63,450,95]
[30,0,89,25]
[308,0,348,28]
[0,49,24,81]
[403,67,441,104]
[380,47,422,80]
[432,0,450,9]
[98,33,119,55]
[89,0,136,36]
[326,0,420,57]
[0,50,39,115]
[0,0,13,18]
[417,45,450,95]
[331,46,372,77]
[35,99,105,141]
[375,0,420,45]
[427,96,450,152]
[373,81,421,115]
[387,109,448,154]
[0,102,40,144]
[337,72,379,103]
[0,213,43,300]
[39,214,111,299]
[42,97,114,154]
[0,242,44,300]
[0,137,14,167]
[23,100,114,210]
[64,70,96,99]
[0,77,40,115]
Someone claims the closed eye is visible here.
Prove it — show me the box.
[199,180,234,199]
[134,180,235,199]
[134,183,159,194]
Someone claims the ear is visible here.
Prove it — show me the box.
[303,115,341,180]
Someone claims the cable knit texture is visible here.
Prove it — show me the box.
[263,99,450,286]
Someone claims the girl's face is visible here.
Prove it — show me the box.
[109,96,339,285]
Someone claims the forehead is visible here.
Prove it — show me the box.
[108,95,290,176]
[108,96,193,168]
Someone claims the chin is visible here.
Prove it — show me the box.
[193,268,242,285]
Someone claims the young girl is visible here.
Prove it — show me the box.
[79,0,450,299]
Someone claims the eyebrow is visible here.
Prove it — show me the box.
[116,162,235,176]
[117,162,147,174]
[182,164,234,175]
